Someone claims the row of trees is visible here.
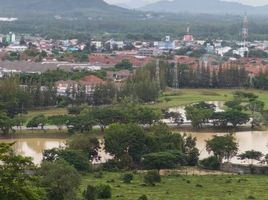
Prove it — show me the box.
[202,134,268,170]
[185,92,265,129]
[24,104,161,133]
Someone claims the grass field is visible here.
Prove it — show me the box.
[23,89,268,120]
[81,172,268,200]
[23,107,67,120]
[150,89,268,109]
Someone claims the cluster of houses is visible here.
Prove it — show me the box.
[55,70,132,97]
[55,75,104,97]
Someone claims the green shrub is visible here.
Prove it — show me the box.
[144,170,161,186]
[138,195,148,200]
[96,184,112,199]
[83,185,96,200]
[122,173,134,184]
[199,156,220,170]
[142,152,177,170]
[103,159,119,171]
[94,171,103,178]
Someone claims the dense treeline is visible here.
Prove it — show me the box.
[1,14,268,41]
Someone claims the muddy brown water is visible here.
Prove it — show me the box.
[1,130,268,165]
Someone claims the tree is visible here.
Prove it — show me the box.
[43,148,90,172]
[122,173,134,184]
[130,106,161,125]
[224,100,243,111]
[0,143,45,200]
[68,134,100,161]
[185,103,214,129]
[92,82,117,106]
[143,170,161,186]
[206,134,238,164]
[0,112,14,135]
[246,100,265,128]
[199,156,220,170]
[48,115,68,130]
[92,107,127,132]
[238,150,263,165]
[39,159,81,200]
[26,115,47,130]
[142,151,178,170]
[83,185,97,200]
[222,110,250,128]
[66,111,96,133]
[115,59,133,70]
[96,185,112,199]
[104,123,146,164]
[121,68,160,102]
[146,123,184,153]
[0,78,32,117]
[182,134,200,166]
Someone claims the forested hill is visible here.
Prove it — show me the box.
[0,0,134,18]
[140,0,268,15]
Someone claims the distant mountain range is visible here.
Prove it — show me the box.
[140,0,268,15]
[0,0,134,18]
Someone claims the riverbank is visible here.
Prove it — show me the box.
[171,125,267,133]
[0,129,70,139]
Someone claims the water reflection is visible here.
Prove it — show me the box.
[1,130,268,165]
[188,130,268,163]
[0,138,66,164]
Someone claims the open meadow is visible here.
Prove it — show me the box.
[81,172,268,200]
[151,89,268,109]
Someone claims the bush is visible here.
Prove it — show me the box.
[138,195,148,200]
[94,171,103,178]
[199,156,220,170]
[142,152,177,170]
[143,170,161,186]
[103,159,119,171]
[122,173,134,184]
[83,185,96,200]
[96,184,112,199]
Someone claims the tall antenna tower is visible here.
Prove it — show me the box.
[242,13,248,49]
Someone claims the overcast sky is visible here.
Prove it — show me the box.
[105,0,268,6]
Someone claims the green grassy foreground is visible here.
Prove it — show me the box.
[152,89,268,109]
[81,172,268,200]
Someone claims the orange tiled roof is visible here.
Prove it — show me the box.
[81,75,104,85]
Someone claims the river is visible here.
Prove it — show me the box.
[1,130,268,165]
[0,138,66,164]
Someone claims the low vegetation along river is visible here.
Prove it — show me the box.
[1,130,268,165]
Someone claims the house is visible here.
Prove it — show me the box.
[55,80,78,96]
[106,70,131,82]
[5,45,28,52]
[80,75,105,95]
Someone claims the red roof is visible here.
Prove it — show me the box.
[81,75,104,85]
[89,53,153,67]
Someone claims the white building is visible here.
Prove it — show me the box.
[5,45,28,52]
[216,47,232,56]
[91,41,103,49]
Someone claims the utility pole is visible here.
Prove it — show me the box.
[242,13,249,57]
